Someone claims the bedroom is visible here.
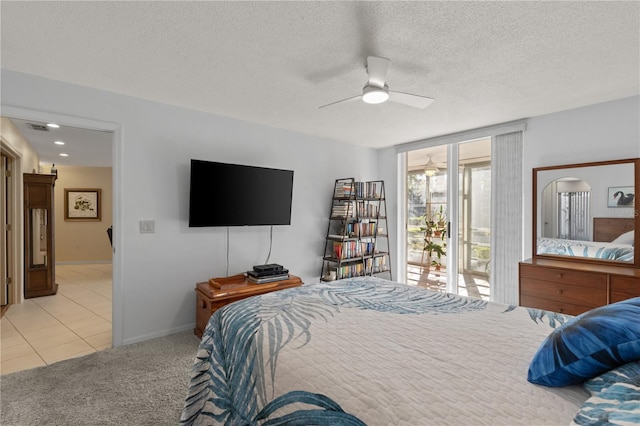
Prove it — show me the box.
[1,1,639,424]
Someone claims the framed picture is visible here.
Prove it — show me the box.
[65,188,102,221]
[607,186,635,208]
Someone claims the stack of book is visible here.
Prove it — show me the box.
[246,263,289,284]
[331,202,351,218]
[334,183,354,198]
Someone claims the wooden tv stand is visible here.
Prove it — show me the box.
[194,273,303,338]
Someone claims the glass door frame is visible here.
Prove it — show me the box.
[397,144,459,293]
[445,145,459,294]
[400,142,490,297]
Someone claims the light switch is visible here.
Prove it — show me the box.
[140,220,155,233]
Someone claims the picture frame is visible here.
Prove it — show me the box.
[64,188,102,221]
[607,186,634,208]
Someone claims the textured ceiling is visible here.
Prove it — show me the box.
[1,1,639,152]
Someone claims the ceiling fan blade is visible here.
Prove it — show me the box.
[366,56,390,88]
[388,91,434,109]
[318,95,362,109]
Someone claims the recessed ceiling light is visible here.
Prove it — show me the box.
[59,153,69,157]
[46,123,60,129]
[54,141,65,145]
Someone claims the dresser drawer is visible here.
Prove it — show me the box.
[520,294,591,316]
[610,275,640,303]
[520,277,607,308]
[520,264,607,288]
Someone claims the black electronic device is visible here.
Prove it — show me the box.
[253,263,284,273]
[188,160,294,227]
[247,268,289,278]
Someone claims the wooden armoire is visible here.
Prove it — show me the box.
[23,173,58,298]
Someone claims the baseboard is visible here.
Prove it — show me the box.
[120,323,197,347]
[56,260,113,265]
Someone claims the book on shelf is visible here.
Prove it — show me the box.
[333,240,367,259]
[334,183,354,198]
[331,201,352,217]
[355,181,381,199]
[247,273,290,284]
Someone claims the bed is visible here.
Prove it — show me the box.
[537,218,635,262]
[536,237,634,262]
[181,276,640,425]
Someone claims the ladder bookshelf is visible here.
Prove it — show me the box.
[320,178,392,281]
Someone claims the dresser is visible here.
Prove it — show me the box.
[519,258,640,315]
[524,158,640,316]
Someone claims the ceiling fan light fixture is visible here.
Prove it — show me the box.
[424,155,440,177]
[362,85,389,104]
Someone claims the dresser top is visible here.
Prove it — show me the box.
[521,258,640,278]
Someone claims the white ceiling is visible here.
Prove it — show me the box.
[1,1,639,159]
[6,118,113,167]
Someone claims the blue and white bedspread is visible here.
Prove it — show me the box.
[181,276,589,425]
[537,238,634,262]
[572,361,640,425]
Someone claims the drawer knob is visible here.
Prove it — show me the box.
[201,300,207,309]
[556,273,563,278]
[557,289,563,295]
[559,308,564,313]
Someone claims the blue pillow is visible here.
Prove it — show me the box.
[528,297,640,387]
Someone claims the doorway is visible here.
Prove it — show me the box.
[0,107,120,353]
[405,138,491,300]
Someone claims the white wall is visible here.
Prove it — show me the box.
[53,166,114,262]
[1,116,40,172]
[378,95,639,283]
[1,69,378,345]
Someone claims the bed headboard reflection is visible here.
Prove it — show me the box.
[593,218,635,243]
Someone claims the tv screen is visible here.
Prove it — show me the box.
[189,159,294,227]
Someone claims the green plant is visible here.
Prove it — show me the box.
[433,205,447,226]
[424,240,446,266]
[420,206,448,268]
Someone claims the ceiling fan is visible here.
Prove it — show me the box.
[319,56,434,109]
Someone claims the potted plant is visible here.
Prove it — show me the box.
[434,205,447,227]
[424,239,447,270]
[420,206,447,271]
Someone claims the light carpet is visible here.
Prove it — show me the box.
[1,330,200,425]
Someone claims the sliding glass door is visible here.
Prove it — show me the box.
[405,138,491,300]
[406,146,448,291]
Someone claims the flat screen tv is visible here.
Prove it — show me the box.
[189,159,294,227]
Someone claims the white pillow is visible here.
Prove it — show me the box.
[611,230,634,245]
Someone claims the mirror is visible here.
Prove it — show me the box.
[29,208,48,267]
[533,158,639,267]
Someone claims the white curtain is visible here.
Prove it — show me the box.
[490,131,523,305]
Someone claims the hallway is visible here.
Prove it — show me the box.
[1,264,112,375]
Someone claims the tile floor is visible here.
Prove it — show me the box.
[1,263,112,375]
[407,263,491,300]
